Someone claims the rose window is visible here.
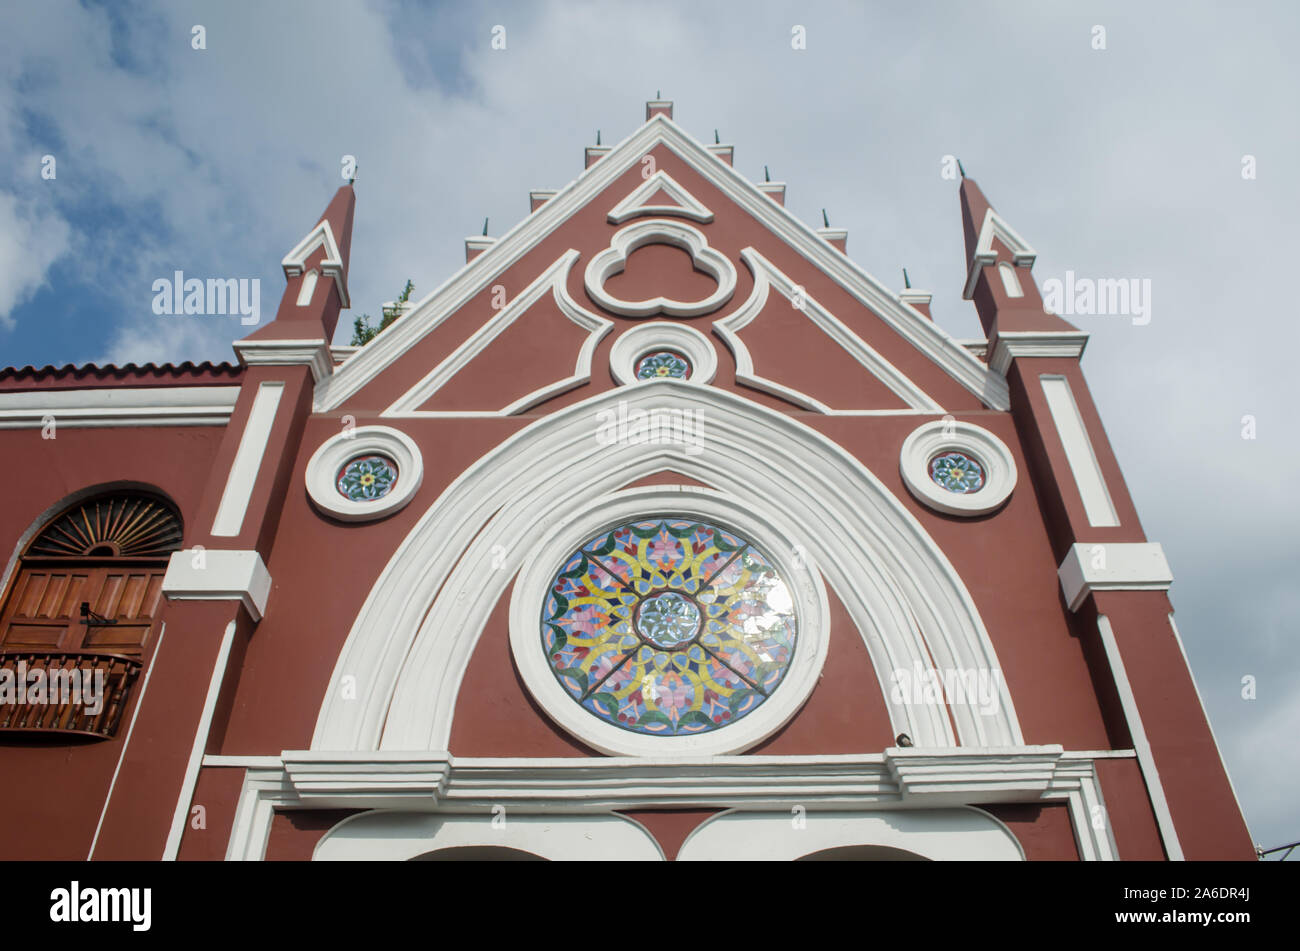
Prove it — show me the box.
[540,517,798,736]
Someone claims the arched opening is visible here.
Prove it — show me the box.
[411,846,546,861]
[797,845,929,861]
[0,491,182,738]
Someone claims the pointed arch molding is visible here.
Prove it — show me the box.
[311,384,1023,754]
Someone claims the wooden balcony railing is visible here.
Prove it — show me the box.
[0,650,142,739]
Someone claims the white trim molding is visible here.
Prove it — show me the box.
[383,251,613,418]
[1096,615,1183,859]
[312,384,1022,754]
[232,338,332,383]
[584,219,736,318]
[607,169,714,223]
[220,746,1122,860]
[211,381,283,537]
[899,419,1018,516]
[678,807,1023,861]
[1057,542,1173,612]
[1039,374,1120,527]
[314,811,664,861]
[304,425,424,522]
[608,322,718,385]
[964,208,1037,300]
[313,113,1007,412]
[989,331,1089,376]
[164,620,238,859]
[0,386,240,429]
[162,549,271,622]
[713,249,944,414]
[508,487,832,757]
[282,219,349,308]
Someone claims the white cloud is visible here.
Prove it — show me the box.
[0,192,71,327]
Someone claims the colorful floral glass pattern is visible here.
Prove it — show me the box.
[635,350,691,380]
[928,451,985,494]
[541,517,798,736]
[336,454,398,501]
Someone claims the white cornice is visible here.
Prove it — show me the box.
[989,331,1089,375]
[0,385,240,428]
[282,219,349,308]
[233,338,332,383]
[1058,542,1173,612]
[964,209,1037,300]
[313,114,1009,413]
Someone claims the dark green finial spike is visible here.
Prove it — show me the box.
[656,89,661,99]
[957,158,967,179]
[764,165,770,182]
[822,208,830,227]
[714,129,720,144]
[903,268,911,289]
[482,217,489,236]
[596,129,601,146]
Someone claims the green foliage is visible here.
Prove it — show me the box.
[350,279,414,346]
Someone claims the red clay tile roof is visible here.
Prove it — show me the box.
[0,361,245,389]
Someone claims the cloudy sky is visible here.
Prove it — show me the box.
[3,0,1296,853]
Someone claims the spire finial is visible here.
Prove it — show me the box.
[821,208,830,228]
[714,129,720,144]
[764,165,770,182]
[482,217,489,236]
[596,129,601,146]
[656,89,661,99]
[903,268,911,289]
[957,158,967,179]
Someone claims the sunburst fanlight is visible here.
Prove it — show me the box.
[27,494,183,559]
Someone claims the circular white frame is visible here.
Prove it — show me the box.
[508,486,830,757]
[899,420,1017,516]
[583,219,737,318]
[306,425,424,522]
[609,322,718,385]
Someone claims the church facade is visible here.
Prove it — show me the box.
[0,101,1252,861]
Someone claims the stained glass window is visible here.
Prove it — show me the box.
[336,454,398,501]
[635,350,691,380]
[928,451,985,494]
[541,517,798,736]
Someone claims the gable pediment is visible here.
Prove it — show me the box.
[315,115,1009,416]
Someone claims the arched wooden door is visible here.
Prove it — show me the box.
[0,492,182,737]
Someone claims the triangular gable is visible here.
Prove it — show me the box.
[283,219,349,307]
[606,169,714,223]
[316,114,1008,412]
[963,209,1037,300]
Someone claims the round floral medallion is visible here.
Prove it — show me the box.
[541,517,798,736]
[336,454,398,501]
[928,451,985,494]
[634,350,691,380]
